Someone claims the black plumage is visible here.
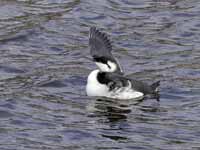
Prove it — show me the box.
[97,71,160,96]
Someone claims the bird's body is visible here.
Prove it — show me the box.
[86,27,160,100]
[86,70,144,100]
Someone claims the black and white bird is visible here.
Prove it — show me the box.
[86,27,160,100]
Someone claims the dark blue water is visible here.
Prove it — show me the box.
[0,0,200,149]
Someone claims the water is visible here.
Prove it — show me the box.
[0,0,200,149]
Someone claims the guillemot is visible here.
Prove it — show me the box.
[86,27,160,100]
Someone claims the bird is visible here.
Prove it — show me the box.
[86,27,160,100]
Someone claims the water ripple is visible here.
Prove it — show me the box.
[0,0,199,150]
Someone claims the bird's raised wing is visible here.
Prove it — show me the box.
[89,27,123,73]
[89,27,113,59]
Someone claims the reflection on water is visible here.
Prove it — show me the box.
[0,0,200,150]
[88,98,134,121]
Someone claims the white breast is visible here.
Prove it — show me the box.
[86,70,109,97]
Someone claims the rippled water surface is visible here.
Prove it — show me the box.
[0,0,200,149]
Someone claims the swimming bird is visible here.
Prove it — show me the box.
[86,27,160,100]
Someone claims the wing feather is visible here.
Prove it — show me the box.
[89,27,113,58]
[97,72,129,91]
[89,27,123,73]
[98,72,159,95]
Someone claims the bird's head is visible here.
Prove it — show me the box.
[93,56,117,73]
